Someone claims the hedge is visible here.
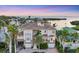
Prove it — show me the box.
[37,43,48,49]
[64,47,76,53]
[0,42,7,53]
[0,42,7,49]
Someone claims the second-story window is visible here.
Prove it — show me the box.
[44,30,46,33]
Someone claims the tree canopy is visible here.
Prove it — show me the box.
[70,21,79,25]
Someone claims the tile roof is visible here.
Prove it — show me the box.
[21,22,55,30]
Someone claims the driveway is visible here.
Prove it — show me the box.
[16,48,58,53]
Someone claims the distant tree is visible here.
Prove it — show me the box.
[26,16,31,20]
[43,18,66,20]
[33,18,38,22]
[0,15,11,25]
[0,19,6,29]
[70,21,79,25]
[18,18,26,24]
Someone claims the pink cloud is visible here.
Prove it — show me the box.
[0,7,79,16]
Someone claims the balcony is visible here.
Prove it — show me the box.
[43,34,48,37]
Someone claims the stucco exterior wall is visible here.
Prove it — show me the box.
[23,29,56,48]
[24,30,33,48]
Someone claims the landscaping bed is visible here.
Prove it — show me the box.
[0,42,7,53]
[37,42,48,49]
[64,47,76,53]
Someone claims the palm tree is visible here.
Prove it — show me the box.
[8,24,18,53]
[57,29,68,43]
[18,18,26,25]
[71,32,79,43]
[0,18,18,53]
[34,30,44,49]
[58,29,69,52]
[61,29,69,41]
[0,17,11,53]
[0,19,12,52]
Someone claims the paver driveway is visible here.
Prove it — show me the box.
[16,48,58,53]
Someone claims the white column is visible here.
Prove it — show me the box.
[9,38,12,53]
[14,39,17,53]
[33,44,37,49]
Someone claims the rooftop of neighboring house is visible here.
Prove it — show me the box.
[21,22,55,30]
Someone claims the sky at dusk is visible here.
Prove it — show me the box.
[0,5,79,16]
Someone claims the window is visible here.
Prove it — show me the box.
[44,30,46,33]
[41,22,43,24]
[52,31,55,33]
[46,39,48,41]
[27,38,30,41]
[25,33,31,35]
[51,38,53,41]
[18,41,24,46]
[25,38,31,43]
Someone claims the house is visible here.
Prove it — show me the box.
[0,27,8,42]
[17,21,56,49]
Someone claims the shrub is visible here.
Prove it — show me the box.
[64,47,76,53]
[39,43,48,49]
[64,47,70,53]
[0,42,7,52]
[76,47,79,53]
[69,49,76,53]
[0,42,7,49]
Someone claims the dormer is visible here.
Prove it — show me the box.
[37,22,44,26]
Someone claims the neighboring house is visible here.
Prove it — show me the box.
[58,27,79,49]
[17,21,56,48]
[0,27,8,42]
[10,19,20,26]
